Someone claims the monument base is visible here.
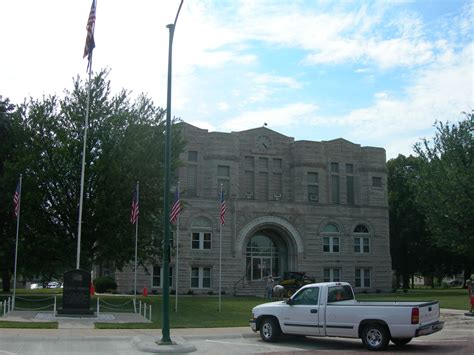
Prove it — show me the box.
[57,308,95,316]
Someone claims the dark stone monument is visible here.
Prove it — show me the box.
[57,269,94,316]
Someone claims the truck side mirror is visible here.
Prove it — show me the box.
[286,298,294,305]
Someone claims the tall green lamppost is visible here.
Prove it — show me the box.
[161,0,184,345]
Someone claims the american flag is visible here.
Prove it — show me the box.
[83,0,96,71]
[170,187,181,224]
[130,189,139,224]
[13,182,21,218]
[220,189,226,225]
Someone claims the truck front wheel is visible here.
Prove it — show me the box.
[361,324,390,351]
[260,317,281,342]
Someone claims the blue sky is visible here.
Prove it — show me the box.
[1,0,472,159]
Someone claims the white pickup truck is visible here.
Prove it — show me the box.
[250,282,444,351]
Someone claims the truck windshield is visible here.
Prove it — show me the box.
[327,285,354,302]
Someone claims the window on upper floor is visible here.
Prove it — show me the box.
[372,176,382,187]
[323,236,340,253]
[346,163,353,173]
[354,224,370,253]
[331,174,340,204]
[188,151,198,162]
[331,162,339,173]
[191,232,212,250]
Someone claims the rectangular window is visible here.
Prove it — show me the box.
[331,162,339,173]
[244,156,254,169]
[323,236,339,253]
[273,173,282,199]
[355,268,371,288]
[347,175,354,205]
[188,151,198,162]
[191,267,211,288]
[324,268,341,282]
[187,165,197,197]
[191,232,212,250]
[273,158,282,170]
[217,179,229,196]
[217,165,230,177]
[257,172,268,200]
[331,175,340,204]
[308,185,319,202]
[308,172,318,184]
[346,163,353,173]
[354,237,370,253]
[258,157,268,170]
[372,176,382,187]
[244,171,254,197]
[152,266,173,288]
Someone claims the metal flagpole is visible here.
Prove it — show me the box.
[12,174,22,309]
[175,182,180,312]
[219,184,223,312]
[77,65,92,270]
[77,0,96,270]
[134,181,140,311]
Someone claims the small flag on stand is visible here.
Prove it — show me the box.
[170,187,181,224]
[220,190,226,225]
[83,0,97,71]
[130,190,139,224]
[13,182,21,218]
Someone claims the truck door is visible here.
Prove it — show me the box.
[280,286,320,336]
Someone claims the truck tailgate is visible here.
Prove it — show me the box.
[419,301,440,324]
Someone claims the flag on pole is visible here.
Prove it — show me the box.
[170,186,181,224]
[13,182,21,217]
[83,0,97,71]
[220,189,226,225]
[130,189,139,224]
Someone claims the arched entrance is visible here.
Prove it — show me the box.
[237,216,303,281]
[245,230,288,281]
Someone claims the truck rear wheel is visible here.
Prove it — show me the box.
[361,324,390,351]
[391,337,412,346]
[260,317,281,342]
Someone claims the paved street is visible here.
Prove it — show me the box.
[0,309,473,354]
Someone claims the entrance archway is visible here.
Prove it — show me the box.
[237,216,303,281]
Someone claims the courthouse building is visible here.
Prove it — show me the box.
[115,122,392,295]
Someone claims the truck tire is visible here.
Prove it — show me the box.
[361,323,390,351]
[391,337,412,346]
[260,317,281,342]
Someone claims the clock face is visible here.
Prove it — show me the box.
[256,135,272,150]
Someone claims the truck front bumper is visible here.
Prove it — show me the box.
[249,319,257,332]
[415,321,444,337]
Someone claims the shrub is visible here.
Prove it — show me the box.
[93,276,117,293]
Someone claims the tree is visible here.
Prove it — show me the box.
[0,71,185,289]
[388,155,432,288]
[414,112,474,283]
[0,96,17,291]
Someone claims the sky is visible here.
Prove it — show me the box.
[1,0,473,159]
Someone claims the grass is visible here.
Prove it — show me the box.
[355,287,468,310]
[0,321,58,329]
[2,287,469,329]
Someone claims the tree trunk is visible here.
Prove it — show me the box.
[2,269,10,292]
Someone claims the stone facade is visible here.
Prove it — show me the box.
[115,123,392,294]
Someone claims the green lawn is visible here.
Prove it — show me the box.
[2,287,469,329]
[355,288,468,310]
[0,321,58,329]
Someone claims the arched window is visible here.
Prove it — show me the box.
[353,224,370,254]
[322,223,340,253]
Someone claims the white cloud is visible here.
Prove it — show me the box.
[308,42,473,154]
[221,103,319,131]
